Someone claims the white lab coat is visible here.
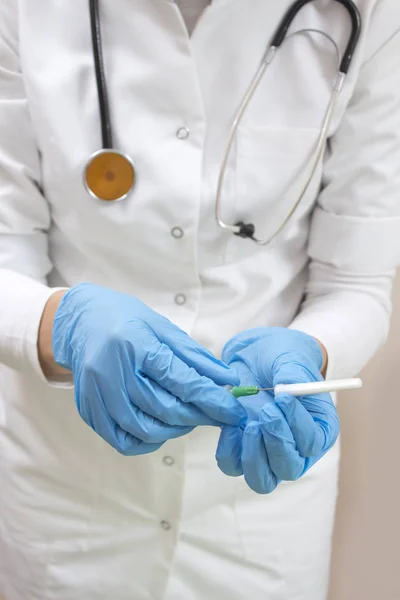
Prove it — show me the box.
[0,1,399,599]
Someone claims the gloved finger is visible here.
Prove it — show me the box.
[155,321,240,387]
[142,339,246,427]
[113,403,193,443]
[216,426,244,477]
[80,367,193,444]
[274,393,330,457]
[222,327,272,364]
[78,394,163,456]
[227,358,261,387]
[242,421,278,494]
[301,395,340,453]
[128,374,222,427]
[108,424,164,456]
[97,324,221,427]
[273,359,323,389]
[259,401,305,481]
[272,360,340,455]
[226,359,275,421]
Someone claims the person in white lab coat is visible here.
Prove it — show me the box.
[0,1,399,599]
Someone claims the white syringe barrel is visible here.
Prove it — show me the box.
[274,378,362,397]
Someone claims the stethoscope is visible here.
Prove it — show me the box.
[85,0,361,244]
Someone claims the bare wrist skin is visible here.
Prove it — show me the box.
[38,290,70,380]
[314,338,328,378]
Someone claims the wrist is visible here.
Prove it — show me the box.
[314,337,328,378]
[38,289,71,380]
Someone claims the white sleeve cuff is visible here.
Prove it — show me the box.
[309,208,400,272]
[289,290,390,380]
[0,268,72,387]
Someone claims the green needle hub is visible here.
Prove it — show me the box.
[230,386,260,399]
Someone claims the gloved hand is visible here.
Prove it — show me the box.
[216,327,340,494]
[53,283,245,455]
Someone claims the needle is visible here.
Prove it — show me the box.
[230,378,362,399]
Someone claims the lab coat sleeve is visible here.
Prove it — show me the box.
[290,20,400,379]
[0,2,63,378]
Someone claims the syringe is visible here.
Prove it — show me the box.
[230,378,362,399]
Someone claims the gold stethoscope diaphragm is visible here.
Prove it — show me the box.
[84,149,135,202]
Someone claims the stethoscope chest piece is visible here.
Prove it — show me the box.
[84,149,135,202]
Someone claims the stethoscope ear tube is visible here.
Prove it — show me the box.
[335,0,362,74]
[271,0,361,74]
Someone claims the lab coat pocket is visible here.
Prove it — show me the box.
[225,127,321,264]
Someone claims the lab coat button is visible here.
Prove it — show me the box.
[175,294,186,306]
[163,456,175,466]
[176,127,190,140]
[161,520,172,531]
[171,227,184,239]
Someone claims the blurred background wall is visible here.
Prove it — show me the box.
[328,272,400,600]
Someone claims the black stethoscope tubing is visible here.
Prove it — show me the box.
[89,0,112,150]
[271,0,361,74]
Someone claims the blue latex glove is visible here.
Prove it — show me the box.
[53,283,245,455]
[216,327,340,494]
